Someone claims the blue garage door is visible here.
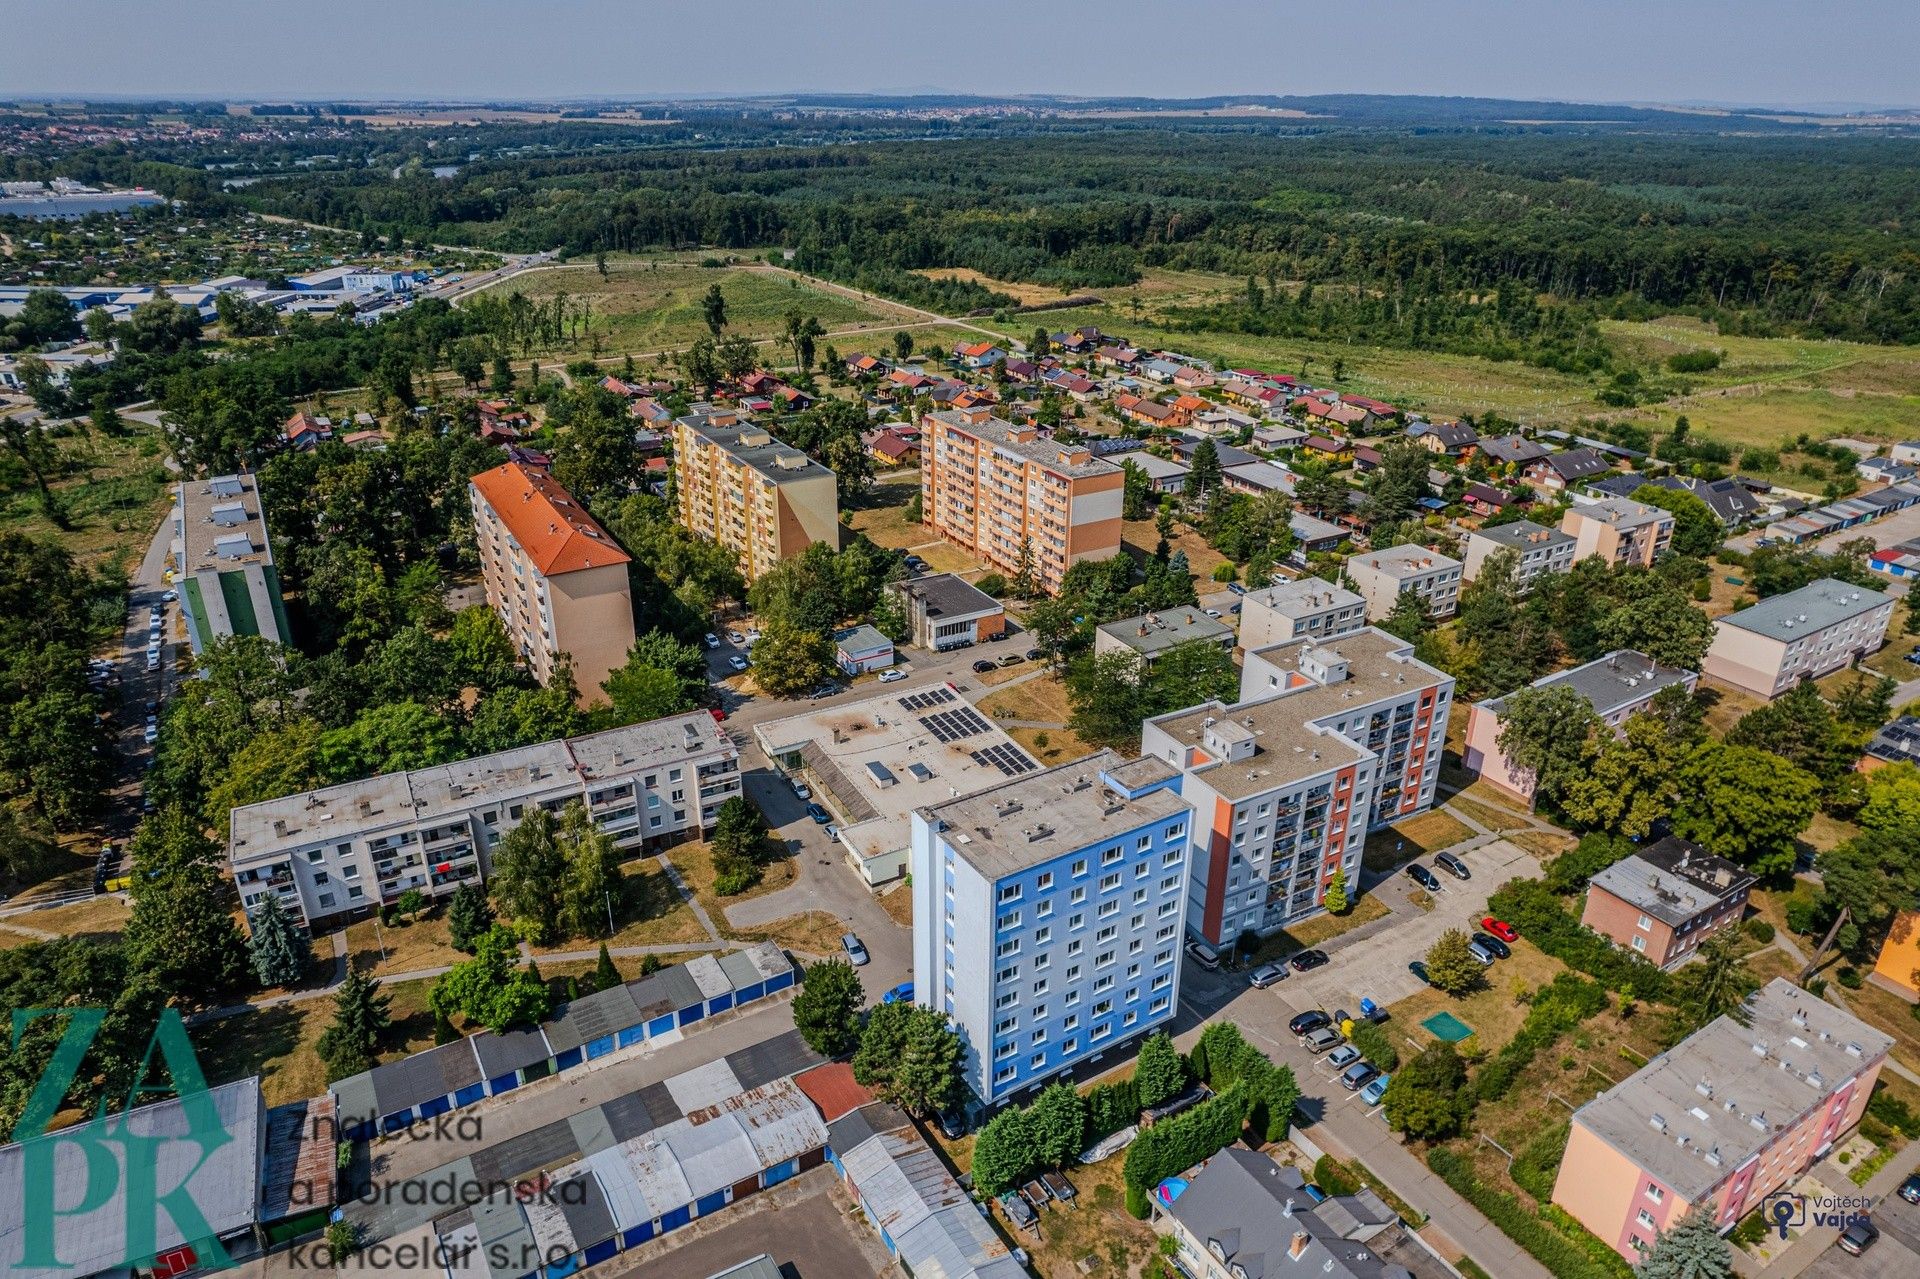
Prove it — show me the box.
[762,1157,799,1188]
[678,1004,705,1027]
[586,1035,617,1060]
[659,1205,691,1234]
[646,1013,676,1037]
[488,1072,520,1096]
[454,1083,487,1108]
[553,1047,583,1072]
[695,1188,729,1218]
[616,1025,646,1049]
[583,1238,618,1266]
[417,1094,451,1120]
[620,1222,654,1249]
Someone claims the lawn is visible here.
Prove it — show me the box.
[193,975,444,1107]
[528,854,709,956]
[1120,516,1231,584]
[1361,810,1475,874]
[1700,685,1767,739]
[1387,941,1571,1059]
[1445,793,1533,835]
[0,893,130,948]
[0,417,174,569]
[978,672,1071,724]
[476,260,910,359]
[1247,893,1393,964]
[345,909,464,977]
[1835,978,1920,1076]
[879,883,913,929]
[726,909,847,959]
[666,840,794,924]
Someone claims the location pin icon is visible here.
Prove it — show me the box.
[1771,1197,1797,1240]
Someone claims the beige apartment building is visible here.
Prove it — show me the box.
[1560,497,1674,568]
[673,409,839,581]
[1344,544,1462,621]
[1237,579,1366,651]
[471,460,635,703]
[1460,518,1575,593]
[1701,577,1894,698]
[920,407,1123,595]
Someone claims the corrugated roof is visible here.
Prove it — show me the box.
[839,1123,1022,1279]
[470,460,631,575]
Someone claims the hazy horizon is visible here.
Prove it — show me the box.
[5,1,1917,110]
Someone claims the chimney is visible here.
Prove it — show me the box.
[1290,1230,1311,1260]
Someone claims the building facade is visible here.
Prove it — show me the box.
[1560,497,1674,568]
[229,713,739,930]
[1701,577,1894,698]
[919,407,1123,596]
[470,460,635,702]
[910,752,1193,1105]
[889,573,1006,651]
[173,473,292,653]
[1461,519,1576,592]
[1237,580,1366,651]
[1463,650,1698,803]
[1142,629,1453,945]
[1581,838,1755,970]
[672,409,840,581]
[1344,545,1463,621]
[1554,979,1891,1260]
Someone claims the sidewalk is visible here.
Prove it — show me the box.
[1731,1138,1920,1277]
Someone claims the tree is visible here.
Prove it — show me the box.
[549,394,645,509]
[1672,743,1818,877]
[1634,1205,1734,1278]
[1382,1042,1472,1140]
[1378,588,1432,643]
[1186,438,1222,501]
[1560,711,1688,837]
[1347,1019,1399,1072]
[1631,484,1724,559]
[792,959,867,1057]
[123,864,251,1000]
[248,892,311,989]
[1031,1081,1086,1168]
[701,283,728,336]
[592,943,621,993]
[1065,649,1147,749]
[1133,1032,1187,1110]
[316,701,462,782]
[892,330,914,361]
[1595,582,1716,669]
[466,682,584,754]
[1322,867,1349,915]
[601,631,705,722]
[448,882,495,953]
[1144,638,1238,716]
[1493,685,1603,810]
[1121,458,1154,521]
[972,1105,1038,1197]
[749,621,836,698]
[1814,827,1920,962]
[1292,463,1351,520]
[1725,682,1859,788]
[488,807,567,943]
[1670,933,1759,1035]
[1010,536,1038,600]
[1545,832,1637,894]
[316,968,393,1082]
[555,801,619,940]
[852,1002,962,1117]
[1423,929,1485,995]
[430,924,550,1032]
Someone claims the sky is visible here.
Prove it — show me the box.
[5,1,1917,110]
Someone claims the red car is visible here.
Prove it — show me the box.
[1481,917,1518,943]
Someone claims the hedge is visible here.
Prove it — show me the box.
[1426,1148,1633,1279]
[1313,1154,1361,1197]
[1123,1085,1248,1218]
[1510,1121,1571,1202]
[1190,1022,1300,1142]
[1083,1077,1140,1145]
[1487,881,1671,1002]
[1473,973,1609,1102]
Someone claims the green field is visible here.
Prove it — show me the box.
[0,416,173,569]
[476,259,921,357]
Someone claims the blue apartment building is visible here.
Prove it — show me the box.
[910,751,1194,1106]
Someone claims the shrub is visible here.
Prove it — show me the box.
[1487,881,1670,1002]
[1868,1085,1918,1137]
[1211,562,1238,583]
[1784,897,1818,935]
[1348,1019,1399,1073]
[1838,965,1863,989]
[1123,1086,1249,1217]
[1668,349,1723,373]
[1313,1155,1361,1197]
[1427,1149,1632,1279]
[1743,918,1775,944]
[1084,1078,1141,1144]
[1474,974,1608,1102]
[714,864,760,896]
[1731,1210,1769,1247]
[1691,577,1712,601]
[1510,1121,1571,1201]
[976,573,1007,597]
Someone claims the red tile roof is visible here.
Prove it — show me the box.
[470,461,631,576]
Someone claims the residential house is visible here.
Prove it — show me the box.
[1464,649,1697,803]
[1094,344,1139,370]
[1581,837,1755,970]
[1301,435,1353,465]
[862,425,920,467]
[1561,498,1674,567]
[283,409,331,451]
[1094,608,1236,666]
[889,572,1006,650]
[1414,420,1479,457]
[1892,441,1920,467]
[1296,396,1374,433]
[1172,365,1215,391]
[844,352,893,379]
[1222,460,1296,497]
[1554,979,1890,1260]
[1525,447,1615,492]
[1139,356,1184,383]
[1238,579,1366,650]
[1169,393,1209,425]
[1172,437,1260,469]
[1288,511,1347,562]
[1053,327,1106,354]
[1461,519,1575,591]
[1193,406,1259,437]
[909,752,1192,1103]
[1859,456,1919,486]
[1127,452,1191,495]
[1143,628,1454,942]
[1463,482,1520,517]
[1640,474,1763,527]
[954,341,1004,370]
[1113,392,1177,429]
[471,461,636,700]
[1701,577,1894,698]
[1345,545,1463,620]
[1350,444,1383,474]
[1253,423,1309,451]
[1478,434,1551,468]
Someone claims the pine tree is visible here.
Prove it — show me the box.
[247,892,311,988]
[1322,867,1349,915]
[448,882,494,953]
[1635,1206,1733,1278]
[593,943,621,993]
[317,969,392,1082]
[1133,1032,1186,1110]
[1011,537,1037,600]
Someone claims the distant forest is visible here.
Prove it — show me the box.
[12,103,1920,349]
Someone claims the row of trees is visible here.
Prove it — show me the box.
[790,959,963,1118]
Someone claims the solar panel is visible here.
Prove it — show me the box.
[919,706,992,742]
[971,744,1039,777]
[897,687,957,712]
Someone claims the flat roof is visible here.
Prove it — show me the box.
[677,412,835,485]
[1716,577,1891,642]
[1481,649,1694,719]
[1588,837,1755,926]
[231,712,732,866]
[1574,979,1891,1199]
[754,684,1036,864]
[1469,519,1574,552]
[1567,495,1671,530]
[1348,543,1461,579]
[1126,452,1189,480]
[919,749,1188,880]
[1097,607,1233,657]
[1244,578,1363,619]
[892,572,1002,621]
[1149,629,1448,799]
[177,472,275,569]
[925,410,1120,480]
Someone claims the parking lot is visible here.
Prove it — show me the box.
[1804,1187,1920,1278]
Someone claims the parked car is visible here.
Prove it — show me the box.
[1025,648,1044,662]
[1466,939,1497,966]
[997,1191,1038,1231]
[840,933,870,966]
[882,981,914,1005]
[1360,1074,1391,1107]
[996,653,1022,667]
[703,632,721,648]
[939,1110,968,1140]
[1900,1173,1920,1205]
[972,659,997,674]
[1248,963,1288,989]
[1405,863,1440,892]
[878,669,906,683]
[1340,1061,1381,1091]
[727,655,749,672]
[1288,1010,1331,1036]
[806,803,830,823]
[1289,948,1330,972]
[1184,940,1222,971]
[143,718,158,744]
[823,824,840,841]
[726,629,746,644]
[1326,1044,1361,1071]
[146,654,159,672]
[1434,851,1471,880]
[1837,1219,1879,1256]
[1480,917,1518,943]
[160,589,177,603]
[1408,960,1434,987]
[790,777,812,800]
[1301,1027,1344,1054]
[1472,931,1511,960]
[1226,582,1247,596]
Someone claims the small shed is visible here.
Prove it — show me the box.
[834,624,896,675]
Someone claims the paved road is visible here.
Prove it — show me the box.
[1754,1143,1920,1278]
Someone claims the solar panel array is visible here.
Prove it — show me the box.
[897,687,958,712]
[972,743,1039,777]
[921,705,992,742]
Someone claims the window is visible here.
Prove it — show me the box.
[1066,964,1081,981]
[1069,912,1084,931]
[317,893,335,908]
[1155,948,1174,967]
[1031,979,1049,997]
[1065,989,1081,1007]
[1150,996,1170,1015]
[509,804,524,820]
[1156,924,1176,941]
[1100,873,1121,892]
[1037,900,1054,920]
[1093,999,1113,1016]
[1102,846,1123,866]
[1061,1037,1078,1055]
[1162,849,1183,867]
[1645,1185,1664,1204]
[1036,871,1053,891]
[305,847,325,864]
[341,863,360,879]
[1070,887,1087,906]
[996,1041,1017,1060]
[1166,823,1184,841]
[1034,926,1052,945]
[1033,953,1050,971]
[1632,935,1647,953]
[996,964,1019,983]
[1091,1021,1112,1042]
[1637,1209,1657,1230]
[1094,975,1114,994]
[996,1016,1017,1035]
[1031,1053,1047,1069]
[996,1065,1017,1085]
[1097,924,1117,943]
[1129,938,1144,956]
[1098,899,1120,919]
[999,884,1022,904]
[1637,914,1653,932]
[1152,971,1171,991]
[1161,875,1180,894]
[1137,834,1152,851]
[1096,949,1116,968]
[996,939,1020,958]
[1127,962,1141,979]
[1123,1010,1139,1027]
[1064,1014,1079,1031]
[1071,858,1088,877]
